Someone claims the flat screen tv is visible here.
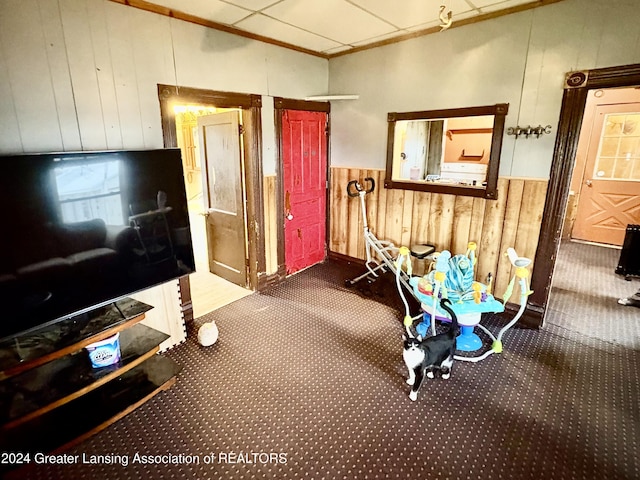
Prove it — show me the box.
[0,148,195,340]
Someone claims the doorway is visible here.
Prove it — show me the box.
[173,105,250,318]
[158,85,265,321]
[282,109,328,274]
[528,63,640,329]
[548,85,640,345]
[197,110,248,286]
[563,86,640,247]
[274,97,330,276]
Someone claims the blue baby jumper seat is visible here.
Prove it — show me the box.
[409,245,504,351]
[394,244,532,362]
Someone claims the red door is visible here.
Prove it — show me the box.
[282,110,328,274]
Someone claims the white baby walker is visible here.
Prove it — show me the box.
[345,178,532,363]
[344,178,432,298]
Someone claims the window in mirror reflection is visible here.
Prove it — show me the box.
[392,115,494,188]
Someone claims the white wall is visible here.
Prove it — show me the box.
[4,0,640,176]
[0,0,328,158]
[0,0,328,335]
[328,0,640,178]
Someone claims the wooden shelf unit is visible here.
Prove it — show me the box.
[0,298,181,463]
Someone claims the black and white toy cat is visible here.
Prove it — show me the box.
[402,298,459,401]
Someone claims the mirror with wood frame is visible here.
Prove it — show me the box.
[385,103,509,199]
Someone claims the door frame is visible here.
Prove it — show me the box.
[526,63,640,328]
[274,98,330,278]
[158,85,266,321]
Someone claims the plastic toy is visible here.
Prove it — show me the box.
[344,178,416,296]
[397,244,532,363]
[343,178,532,362]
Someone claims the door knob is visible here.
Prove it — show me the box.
[585,180,593,187]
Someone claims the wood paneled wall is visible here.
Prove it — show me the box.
[329,167,548,299]
[263,174,278,274]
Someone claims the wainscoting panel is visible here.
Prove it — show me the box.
[263,174,278,275]
[329,167,548,298]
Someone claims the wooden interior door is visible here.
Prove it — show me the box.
[573,103,640,245]
[282,110,328,274]
[197,111,247,286]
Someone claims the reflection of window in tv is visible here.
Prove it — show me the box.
[53,158,125,225]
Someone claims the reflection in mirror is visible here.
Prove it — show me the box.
[385,104,509,199]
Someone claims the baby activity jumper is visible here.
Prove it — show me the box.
[345,178,532,362]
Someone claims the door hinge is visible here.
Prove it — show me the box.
[239,124,245,135]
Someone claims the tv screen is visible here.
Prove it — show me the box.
[0,148,195,339]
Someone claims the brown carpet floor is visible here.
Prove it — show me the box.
[12,261,640,480]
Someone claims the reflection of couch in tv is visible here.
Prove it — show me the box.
[0,213,192,338]
[1,219,136,308]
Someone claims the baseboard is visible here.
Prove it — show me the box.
[256,272,280,290]
[258,255,366,290]
[500,301,542,329]
[256,265,287,290]
[570,239,621,250]
[181,302,194,324]
[327,251,365,267]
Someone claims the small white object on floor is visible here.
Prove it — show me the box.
[198,321,219,346]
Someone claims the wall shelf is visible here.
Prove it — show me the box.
[445,127,493,140]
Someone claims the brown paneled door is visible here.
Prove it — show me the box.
[197,111,247,286]
[573,103,640,246]
[282,110,328,274]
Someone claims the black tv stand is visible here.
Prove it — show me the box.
[113,300,126,318]
[0,298,181,468]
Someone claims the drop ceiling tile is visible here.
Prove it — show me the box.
[324,45,355,55]
[476,0,537,13]
[404,8,480,33]
[404,20,442,33]
[350,30,410,47]
[448,0,483,14]
[139,0,546,54]
[236,13,343,52]
[262,0,396,45]
[348,0,436,28]
[150,0,252,24]
[223,0,282,12]
[349,0,476,29]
